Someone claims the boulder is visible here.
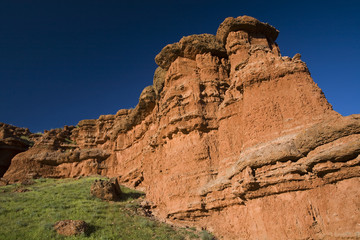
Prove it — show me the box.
[153,66,167,95]
[54,220,88,236]
[90,179,122,201]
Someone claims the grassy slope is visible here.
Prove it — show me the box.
[0,177,203,240]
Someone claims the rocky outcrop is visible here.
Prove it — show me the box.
[0,123,36,177]
[155,34,227,70]
[2,16,359,239]
[216,15,279,44]
[3,126,110,182]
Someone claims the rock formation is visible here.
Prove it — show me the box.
[2,125,110,181]
[54,220,89,236]
[90,178,122,201]
[0,123,35,177]
[2,16,360,239]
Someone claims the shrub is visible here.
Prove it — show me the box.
[200,230,215,240]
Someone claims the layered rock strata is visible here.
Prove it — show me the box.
[0,123,35,177]
[3,16,360,239]
[3,126,110,180]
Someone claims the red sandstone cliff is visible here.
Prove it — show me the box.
[0,123,36,178]
[2,16,360,239]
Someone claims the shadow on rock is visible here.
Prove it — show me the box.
[120,191,145,201]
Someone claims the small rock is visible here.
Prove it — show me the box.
[21,179,35,186]
[14,188,30,193]
[138,200,154,217]
[54,220,88,236]
[292,53,302,61]
[0,178,8,186]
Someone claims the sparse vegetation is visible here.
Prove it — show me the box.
[64,138,76,145]
[20,135,31,141]
[19,135,34,146]
[0,177,201,240]
[200,230,215,240]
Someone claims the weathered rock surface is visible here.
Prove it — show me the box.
[153,66,167,95]
[155,34,227,70]
[3,126,110,182]
[54,220,88,236]
[216,15,279,45]
[90,179,122,201]
[0,123,35,177]
[3,16,359,239]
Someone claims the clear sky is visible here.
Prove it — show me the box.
[1,0,359,132]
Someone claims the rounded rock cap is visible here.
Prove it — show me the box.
[155,33,226,70]
[216,15,279,44]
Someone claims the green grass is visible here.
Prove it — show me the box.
[200,230,215,240]
[64,138,77,145]
[0,177,200,240]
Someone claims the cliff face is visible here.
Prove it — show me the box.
[0,123,35,178]
[3,16,360,239]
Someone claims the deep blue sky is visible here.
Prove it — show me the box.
[1,1,359,132]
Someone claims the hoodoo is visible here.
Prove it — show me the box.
[2,16,359,239]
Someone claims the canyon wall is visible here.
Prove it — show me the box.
[2,16,359,239]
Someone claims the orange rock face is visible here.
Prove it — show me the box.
[3,16,360,239]
[0,123,34,177]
